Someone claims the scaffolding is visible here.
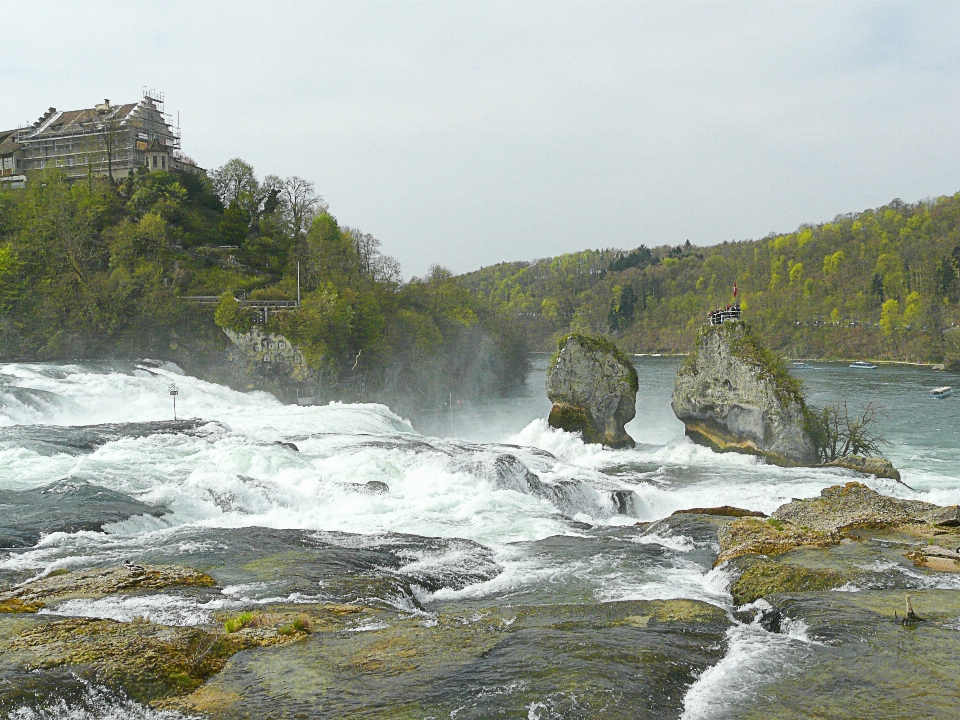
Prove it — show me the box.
[9,91,193,182]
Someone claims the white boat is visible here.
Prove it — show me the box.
[792,361,814,370]
[930,386,953,399]
[849,361,877,369]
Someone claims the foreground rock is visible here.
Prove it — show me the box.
[546,333,638,448]
[770,481,940,533]
[823,454,902,481]
[698,483,960,717]
[0,568,732,718]
[0,479,168,549]
[0,564,215,612]
[672,322,817,465]
[165,598,729,719]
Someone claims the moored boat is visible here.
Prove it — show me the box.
[930,386,953,399]
[849,361,877,369]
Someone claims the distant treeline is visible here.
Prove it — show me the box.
[457,194,960,365]
[0,162,527,405]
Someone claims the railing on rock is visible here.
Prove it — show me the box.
[708,305,741,326]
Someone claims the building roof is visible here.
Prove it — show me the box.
[17,103,140,141]
[0,128,21,157]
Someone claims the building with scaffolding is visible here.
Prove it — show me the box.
[0,90,202,188]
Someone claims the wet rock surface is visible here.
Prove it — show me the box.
[732,590,960,720]
[546,334,638,448]
[0,564,215,611]
[771,481,937,533]
[711,484,960,717]
[823,454,902,481]
[0,419,215,457]
[0,479,168,549]
[166,599,731,720]
[2,490,959,717]
[672,322,817,465]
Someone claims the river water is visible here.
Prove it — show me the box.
[1,356,958,718]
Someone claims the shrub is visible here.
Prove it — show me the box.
[278,614,313,636]
[223,611,260,633]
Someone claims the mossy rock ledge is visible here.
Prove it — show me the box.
[672,321,817,465]
[546,334,638,448]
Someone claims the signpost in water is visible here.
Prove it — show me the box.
[169,382,178,421]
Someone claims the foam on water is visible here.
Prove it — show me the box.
[680,601,817,720]
[4,681,193,720]
[38,593,243,626]
[3,360,960,714]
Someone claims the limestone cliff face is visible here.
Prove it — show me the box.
[546,334,638,448]
[672,322,817,465]
[220,327,315,390]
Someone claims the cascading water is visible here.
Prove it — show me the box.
[1,357,958,718]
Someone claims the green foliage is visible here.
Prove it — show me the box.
[0,163,528,405]
[224,611,259,633]
[457,193,960,362]
[278,614,313,636]
[214,292,253,334]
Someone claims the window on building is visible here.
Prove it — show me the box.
[152,155,157,168]
[161,155,166,169]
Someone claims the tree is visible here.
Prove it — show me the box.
[219,202,249,245]
[279,176,324,251]
[90,107,126,184]
[210,159,258,209]
[879,299,900,335]
[807,400,887,463]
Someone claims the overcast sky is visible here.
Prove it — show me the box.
[2,1,959,277]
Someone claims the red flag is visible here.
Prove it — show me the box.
[733,282,739,298]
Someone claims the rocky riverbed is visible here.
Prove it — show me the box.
[2,482,958,718]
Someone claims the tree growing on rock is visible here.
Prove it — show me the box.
[805,399,888,463]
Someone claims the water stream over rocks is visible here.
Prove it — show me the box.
[1,357,958,718]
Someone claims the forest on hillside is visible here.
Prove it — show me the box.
[457,194,960,365]
[0,162,527,406]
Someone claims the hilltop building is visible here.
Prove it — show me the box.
[0,91,202,188]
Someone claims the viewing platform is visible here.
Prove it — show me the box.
[708,305,741,326]
[179,296,298,308]
[179,296,298,324]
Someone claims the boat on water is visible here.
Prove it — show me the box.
[849,361,878,369]
[930,386,953,399]
[792,361,814,370]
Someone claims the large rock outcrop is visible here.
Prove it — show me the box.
[546,334,638,448]
[672,322,817,465]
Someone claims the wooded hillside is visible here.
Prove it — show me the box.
[457,194,960,365]
[0,162,527,406]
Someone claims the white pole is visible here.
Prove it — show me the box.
[297,261,301,307]
[169,383,178,421]
[449,392,453,435]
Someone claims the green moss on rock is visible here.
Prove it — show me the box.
[548,403,593,440]
[717,516,838,564]
[553,333,639,392]
[731,561,848,605]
